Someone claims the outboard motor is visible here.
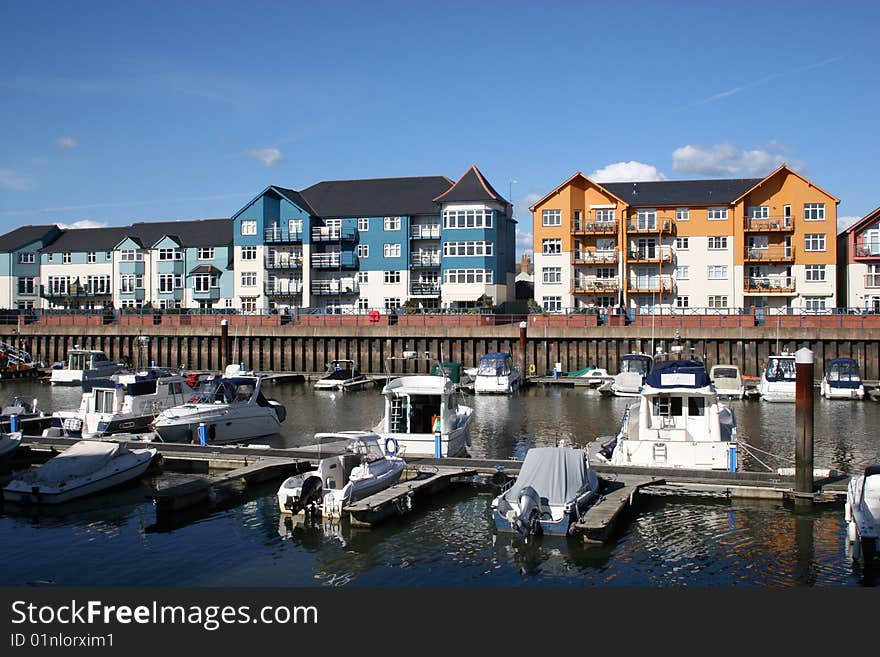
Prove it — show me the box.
[286,475,323,515]
[512,486,542,537]
[268,399,287,423]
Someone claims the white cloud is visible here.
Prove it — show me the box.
[246,148,284,167]
[0,168,36,191]
[56,219,109,230]
[515,227,533,255]
[55,136,78,149]
[672,143,803,177]
[590,161,666,183]
[837,216,861,234]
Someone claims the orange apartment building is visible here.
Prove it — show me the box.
[530,165,838,314]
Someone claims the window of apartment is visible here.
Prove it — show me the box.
[157,299,182,310]
[443,241,493,257]
[357,218,369,232]
[748,235,769,249]
[357,298,370,311]
[17,252,35,264]
[444,269,494,284]
[17,277,35,295]
[357,244,369,258]
[637,210,656,230]
[48,276,68,295]
[542,267,562,284]
[241,272,257,287]
[542,296,562,312]
[707,265,728,280]
[805,297,827,312]
[708,236,728,249]
[120,249,141,261]
[676,266,689,280]
[676,208,690,222]
[596,209,615,223]
[224,299,234,308]
[198,247,214,260]
[357,271,369,284]
[384,298,401,312]
[16,301,34,310]
[63,252,71,264]
[573,210,582,225]
[383,243,401,258]
[596,267,615,279]
[675,296,690,308]
[595,296,615,307]
[542,210,562,226]
[47,253,55,263]
[708,207,729,220]
[596,238,615,251]
[383,271,401,284]
[442,209,493,229]
[87,275,110,293]
[241,220,257,236]
[708,295,728,308]
[542,238,562,255]
[158,248,181,261]
[158,274,180,293]
[804,203,825,221]
[194,274,218,292]
[748,206,769,219]
[384,216,401,231]
[120,274,144,293]
[105,251,112,260]
[804,233,826,251]
[805,264,827,282]
[675,237,689,250]
[120,299,140,309]
[240,297,257,312]
[86,251,96,263]
[288,219,303,235]
[241,246,257,260]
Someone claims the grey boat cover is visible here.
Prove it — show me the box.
[33,441,125,483]
[502,447,590,506]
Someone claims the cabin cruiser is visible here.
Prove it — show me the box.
[150,365,286,444]
[599,353,654,397]
[45,368,196,438]
[757,353,796,402]
[474,353,521,394]
[597,359,738,471]
[50,349,123,386]
[3,440,156,505]
[821,358,865,400]
[314,359,370,391]
[276,431,405,518]
[846,465,880,562]
[492,446,601,537]
[710,364,745,400]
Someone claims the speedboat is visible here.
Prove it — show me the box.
[599,353,654,397]
[150,365,286,444]
[276,431,405,518]
[0,431,21,466]
[474,352,521,394]
[50,349,123,386]
[845,465,880,562]
[314,359,370,391]
[710,364,745,400]
[0,396,48,434]
[45,368,197,438]
[821,358,865,400]
[597,359,738,470]
[491,446,601,537]
[757,352,796,402]
[2,440,156,505]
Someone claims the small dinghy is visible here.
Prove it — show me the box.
[2,440,157,505]
[491,446,601,537]
[314,360,370,391]
[845,465,880,562]
[276,431,405,518]
[0,431,22,466]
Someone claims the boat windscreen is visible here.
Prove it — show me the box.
[478,357,511,376]
[828,361,861,382]
[351,438,385,462]
[765,358,796,382]
[713,368,739,379]
[621,357,651,375]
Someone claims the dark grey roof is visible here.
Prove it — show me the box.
[41,219,232,253]
[300,176,453,217]
[433,165,509,205]
[601,178,762,207]
[41,226,132,253]
[0,225,60,252]
[273,186,318,216]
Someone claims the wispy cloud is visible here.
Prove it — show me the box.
[56,219,108,229]
[590,161,666,182]
[515,227,533,255]
[246,148,285,167]
[672,143,803,177]
[55,136,78,149]
[837,215,861,234]
[0,168,36,191]
[0,192,252,217]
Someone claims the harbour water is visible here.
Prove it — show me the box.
[1,380,878,587]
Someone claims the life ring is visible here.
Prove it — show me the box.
[384,437,399,456]
[528,364,536,376]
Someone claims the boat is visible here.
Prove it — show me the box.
[375,356,473,457]
[845,465,880,562]
[313,359,370,391]
[757,352,797,402]
[598,353,654,397]
[44,368,197,438]
[276,431,405,518]
[0,431,21,466]
[2,440,157,505]
[597,359,738,471]
[821,357,865,400]
[473,352,522,394]
[491,446,602,537]
[431,362,472,388]
[149,365,287,444]
[710,364,745,400]
[50,349,123,386]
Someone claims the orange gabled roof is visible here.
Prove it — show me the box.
[730,164,840,204]
[527,172,629,212]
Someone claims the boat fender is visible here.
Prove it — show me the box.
[528,364,536,376]
[384,437,399,456]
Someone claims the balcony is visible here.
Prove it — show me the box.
[310,279,359,296]
[411,225,441,240]
[854,240,880,259]
[41,285,112,299]
[410,282,441,296]
[627,276,674,294]
[744,246,794,263]
[264,254,303,270]
[745,216,795,232]
[572,278,620,295]
[626,220,675,235]
[311,226,357,242]
[264,281,303,297]
[743,276,796,295]
[411,252,441,268]
[571,249,618,265]
[572,220,617,235]
[311,252,357,269]
[627,245,673,263]
[264,226,303,243]
[864,274,880,289]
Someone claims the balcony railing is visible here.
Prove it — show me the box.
[745,216,795,232]
[572,279,620,294]
[572,220,617,234]
[744,276,796,294]
[572,249,618,264]
[41,285,112,298]
[310,279,359,296]
[411,252,441,268]
[265,255,303,269]
[264,226,303,243]
[855,240,880,258]
[744,246,794,262]
[311,252,357,269]
[627,276,674,294]
[264,281,303,296]
[410,283,441,296]
[626,220,675,234]
[410,225,441,240]
[311,226,357,241]
[865,274,880,288]
[627,245,673,263]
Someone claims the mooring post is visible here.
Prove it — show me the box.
[794,347,814,497]
[519,320,527,380]
[219,319,229,370]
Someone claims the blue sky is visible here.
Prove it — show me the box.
[1,0,877,255]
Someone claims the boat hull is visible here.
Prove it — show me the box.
[474,374,521,394]
[152,407,281,444]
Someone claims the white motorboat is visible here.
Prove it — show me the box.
[276,431,405,518]
[50,349,123,386]
[710,364,745,400]
[845,465,880,562]
[597,359,738,471]
[0,431,22,466]
[474,352,521,394]
[757,352,796,402]
[150,365,286,444]
[492,446,601,537]
[2,440,156,505]
[45,368,197,438]
[821,358,865,400]
[314,359,370,391]
[599,353,654,397]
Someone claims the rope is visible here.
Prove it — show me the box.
[739,439,795,464]
[737,442,775,472]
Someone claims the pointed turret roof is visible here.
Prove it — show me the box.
[433,165,509,205]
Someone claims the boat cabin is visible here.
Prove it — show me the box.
[67,349,112,371]
[619,353,653,376]
[382,376,456,435]
[476,353,514,377]
[192,376,268,406]
[826,358,862,387]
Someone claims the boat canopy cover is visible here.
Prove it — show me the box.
[826,357,862,388]
[620,354,653,375]
[765,356,796,382]
[32,440,125,483]
[644,360,710,389]
[478,353,513,376]
[502,447,591,506]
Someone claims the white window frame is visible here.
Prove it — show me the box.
[384,298,401,311]
[804,203,825,221]
[442,209,493,229]
[357,218,369,232]
[443,241,494,257]
[805,297,827,312]
[241,246,257,260]
[676,208,690,222]
[383,271,401,284]
[542,238,562,255]
[383,243,401,258]
[240,272,257,287]
[595,209,616,223]
[677,266,689,280]
[444,269,494,285]
[804,233,826,252]
[708,207,729,221]
[707,265,728,280]
[708,295,728,308]
[805,264,826,282]
[542,210,562,226]
[241,220,257,236]
[198,247,215,260]
[675,237,689,250]
[748,206,769,219]
[63,252,71,264]
[675,296,689,308]
[357,244,369,258]
[708,236,728,250]
[384,216,401,231]
[637,210,657,230]
[17,252,35,264]
[158,248,182,261]
[542,296,562,312]
[357,271,369,284]
[542,267,562,285]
